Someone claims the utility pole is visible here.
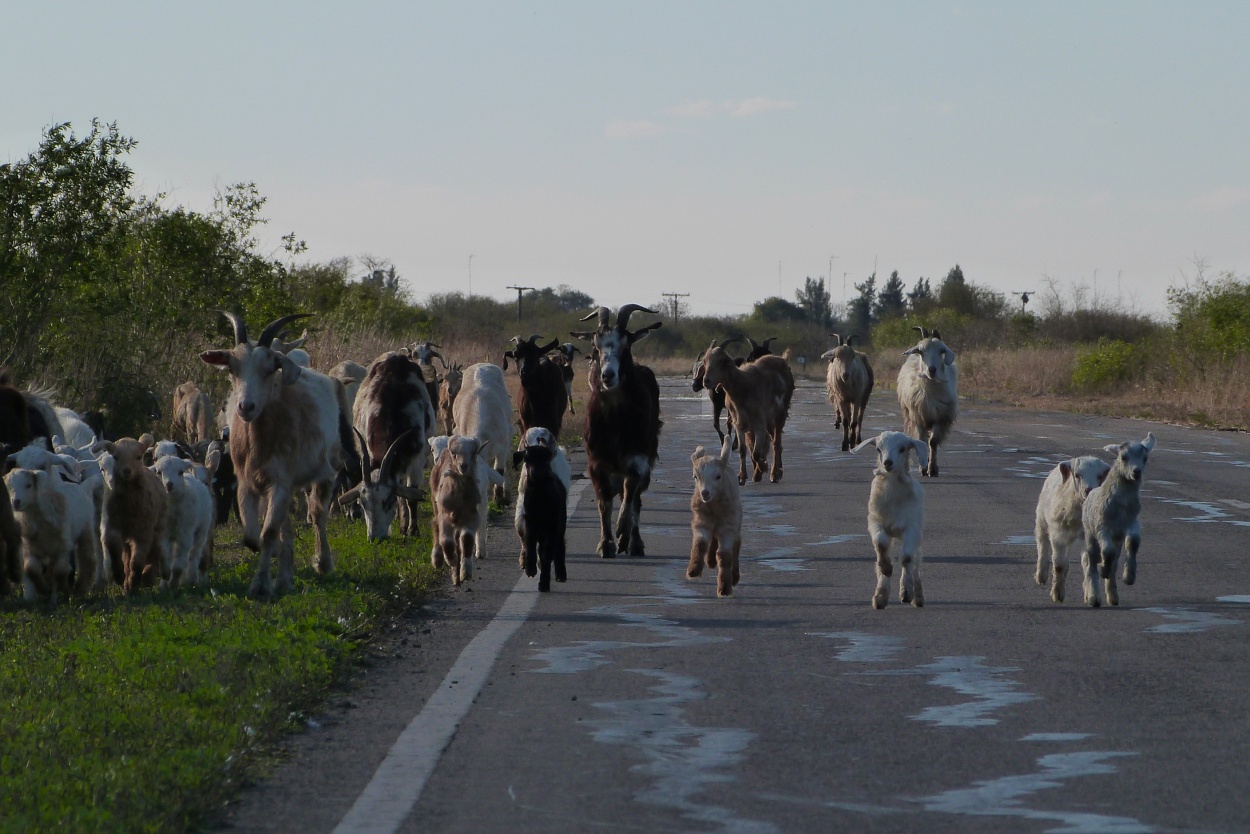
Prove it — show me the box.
[506,285,535,322]
[828,255,838,287]
[468,254,473,298]
[661,292,690,322]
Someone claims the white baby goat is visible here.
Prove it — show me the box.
[853,431,929,609]
[687,434,741,597]
[1034,455,1111,603]
[1081,432,1156,607]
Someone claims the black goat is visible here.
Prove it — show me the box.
[504,335,567,439]
[574,305,663,557]
[512,430,568,592]
[548,343,581,415]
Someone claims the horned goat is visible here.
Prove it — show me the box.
[698,340,795,485]
[436,361,464,435]
[450,363,513,503]
[1080,432,1157,608]
[512,427,570,592]
[1034,455,1111,604]
[504,335,567,438]
[574,305,663,557]
[549,343,581,415]
[691,335,775,446]
[897,326,957,477]
[200,312,350,599]
[172,381,213,445]
[853,431,929,609]
[821,334,874,452]
[687,435,741,597]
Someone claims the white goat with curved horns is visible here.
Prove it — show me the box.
[897,326,958,477]
[199,311,349,599]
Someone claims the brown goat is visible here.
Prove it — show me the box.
[699,342,795,485]
[172,381,213,445]
[100,436,169,593]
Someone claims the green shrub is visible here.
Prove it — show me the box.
[1071,338,1140,391]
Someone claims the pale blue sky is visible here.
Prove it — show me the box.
[6,2,1249,317]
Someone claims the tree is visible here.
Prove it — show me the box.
[531,284,596,312]
[907,277,932,311]
[795,276,833,329]
[752,296,807,323]
[849,273,877,333]
[874,271,907,321]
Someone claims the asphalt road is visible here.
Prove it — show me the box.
[216,377,1250,834]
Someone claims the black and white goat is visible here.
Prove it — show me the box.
[574,305,663,557]
[339,351,436,540]
[504,335,567,439]
[512,427,569,592]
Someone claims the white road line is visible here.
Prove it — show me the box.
[333,479,589,834]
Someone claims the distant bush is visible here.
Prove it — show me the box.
[1071,338,1142,391]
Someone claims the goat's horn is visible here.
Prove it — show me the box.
[378,428,415,483]
[718,335,744,350]
[353,427,373,478]
[580,306,611,326]
[427,342,442,349]
[912,325,929,339]
[762,336,778,349]
[527,334,543,345]
[616,304,658,331]
[829,333,842,346]
[847,334,857,347]
[214,310,249,345]
[258,314,311,348]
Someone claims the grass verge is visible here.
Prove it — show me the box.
[0,512,438,834]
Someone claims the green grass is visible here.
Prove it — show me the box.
[0,512,439,834]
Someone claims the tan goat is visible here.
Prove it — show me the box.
[98,436,169,592]
[172,381,213,445]
[687,435,741,597]
[698,341,795,485]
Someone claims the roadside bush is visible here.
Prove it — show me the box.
[1071,338,1142,391]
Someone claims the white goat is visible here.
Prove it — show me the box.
[1034,455,1111,603]
[153,455,215,587]
[512,427,571,592]
[1081,432,1157,607]
[54,406,97,449]
[4,467,98,605]
[820,334,874,452]
[450,363,513,503]
[896,327,957,477]
[853,431,929,609]
[687,435,742,597]
[428,435,504,585]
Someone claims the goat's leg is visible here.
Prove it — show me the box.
[770,425,784,483]
[688,527,710,579]
[729,535,741,587]
[239,488,262,553]
[840,405,853,452]
[712,395,725,445]
[620,461,650,556]
[900,530,923,607]
[553,523,567,583]
[1123,523,1141,585]
[925,434,940,477]
[72,531,97,595]
[522,526,538,577]
[458,530,476,583]
[310,478,334,575]
[1102,534,1122,606]
[736,425,749,485]
[872,532,892,609]
[593,479,616,558]
[1034,519,1052,586]
[851,403,865,448]
[536,535,552,593]
[1081,535,1102,607]
[716,532,737,597]
[104,530,125,586]
[251,484,292,599]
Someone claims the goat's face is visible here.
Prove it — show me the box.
[1103,432,1156,483]
[853,431,929,476]
[153,455,194,494]
[699,345,738,392]
[445,436,485,478]
[522,426,558,454]
[903,337,955,381]
[691,352,707,393]
[106,437,151,483]
[439,367,464,401]
[691,437,734,503]
[201,343,303,423]
[1061,455,1111,497]
[594,329,632,391]
[821,345,859,383]
[4,468,40,512]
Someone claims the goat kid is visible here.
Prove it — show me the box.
[1081,432,1157,608]
[853,431,929,609]
[512,427,569,592]
[687,435,742,597]
[1034,455,1111,604]
[428,435,502,586]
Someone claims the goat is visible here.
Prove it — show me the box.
[0,477,19,596]
[200,312,350,599]
[1080,432,1157,608]
[428,435,502,585]
[821,334,874,451]
[97,436,169,592]
[698,340,795,485]
[687,435,741,597]
[450,363,514,503]
[172,381,213,445]
[853,431,929,609]
[407,341,445,414]
[206,430,238,525]
[338,351,436,540]
[504,335,567,438]
[548,343,581,415]
[328,360,368,415]
[54,407,97,449]
[574,304,664,557]
[4,466,98,605]
[436,361,464,435]
[512,427,570,592]
[897,326,958,477]
[1034,455,1112,604]
[0,370,60,451]
[692,335,775,446]
[153,454,216,587]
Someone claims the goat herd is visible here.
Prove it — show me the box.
[0,305,1155,613]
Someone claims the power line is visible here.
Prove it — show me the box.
[661,292,690,322]
[506,285,536,321]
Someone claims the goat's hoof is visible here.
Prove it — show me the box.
[717,586,733,598]
[538,579,551,592]
[248,582,274,602]
[1086,596,1100,608]
[912,591,924,608]
[628,540,645,557]
[686,565,703,579]
[1034,571,1047,586]
[1051,589,1064,604]
[597,541,616,558]
[871,594,887,610]
[555,564,567,582]
[900,588,913,604]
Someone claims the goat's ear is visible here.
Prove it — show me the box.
[502,353,511,370]
[200,350,232,368]
[1059,460,1073,483]
[336,485,363,506]
[911,440,930,473]
[138,433,155,451]
[512,450,525,471]
[942,345,956,365]
[851,437,878,454]
[1103,443,1123,455]
[1142,432,1156,452]
[902,346,920,357]
[205,449,221,476]
[719,434,734,462]
[691,445,705,464]
[396,484,423,501]
[820,349,836,360]
[275,352,303,385]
